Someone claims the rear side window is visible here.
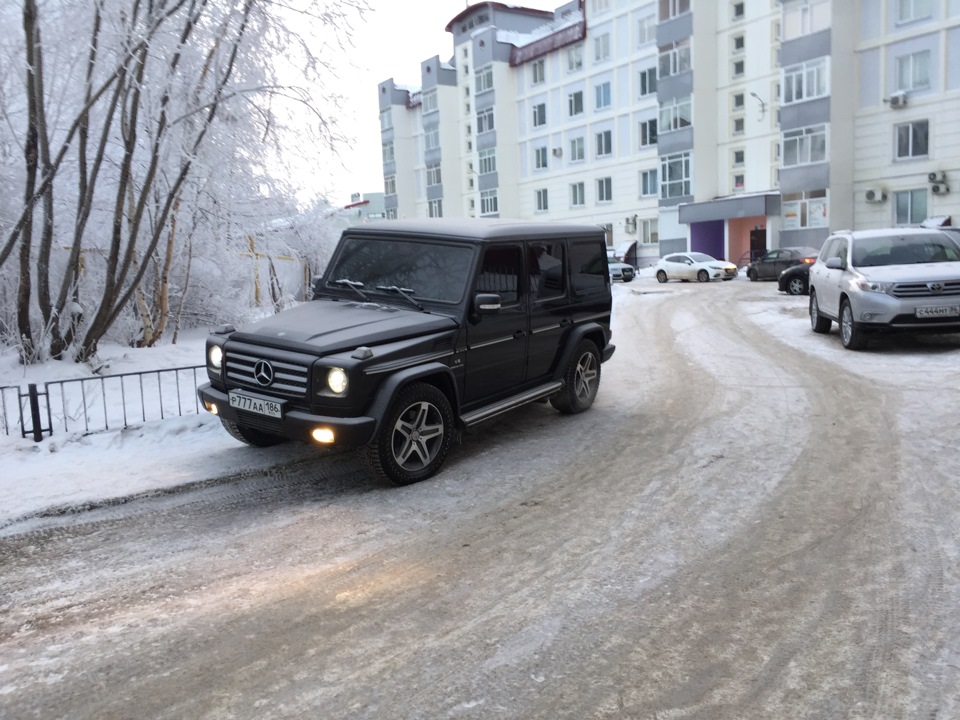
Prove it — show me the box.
[529,242,565,300]
[569,239,608,295]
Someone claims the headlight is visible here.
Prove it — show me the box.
[326,367,348,395]
[856,279,893,294]
[208,344,223,369]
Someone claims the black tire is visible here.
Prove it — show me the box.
[809,290,832,334]
[220,418,286,447]
[656,270,668,283]
[364,382,454,486]
[787,276,807,296]
[550,339,601,415]
[697,269,710,283]
[840,299,867,350]
[747,268,758,282]
[623,276,634,283]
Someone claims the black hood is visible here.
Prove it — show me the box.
[229,299,458,354]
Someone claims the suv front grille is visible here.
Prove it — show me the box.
[892,280,960,298]
[224,346,311,398]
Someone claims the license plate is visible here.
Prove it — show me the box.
[228,391,284,418]
[916,305,960,319]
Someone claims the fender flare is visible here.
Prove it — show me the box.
[365,362,461,438]
[553,323,608,380]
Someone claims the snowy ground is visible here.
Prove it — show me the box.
[2,272,959,530]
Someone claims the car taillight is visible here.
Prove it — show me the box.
[802,257,815,264]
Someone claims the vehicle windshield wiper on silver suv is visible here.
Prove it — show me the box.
[375,285,425,312]
[332,278,370,302]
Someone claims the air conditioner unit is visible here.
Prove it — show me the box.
[888,91,908,109]
[932,183,950,195]
[928,171,947,184]
[552,147,563,157]
[865,188,887,203]
[624,216,637,233]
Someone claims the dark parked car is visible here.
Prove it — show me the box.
[198,219,616,485]
[778,262,810,295]
[746,246,819,281]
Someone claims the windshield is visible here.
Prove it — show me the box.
[852,234,960,267]
[689,253,717,263]
[323,236,474,304]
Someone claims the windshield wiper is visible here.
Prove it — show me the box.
[375,285,425,312]
[332,278,370,302]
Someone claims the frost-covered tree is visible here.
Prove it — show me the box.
[0,0,364,364]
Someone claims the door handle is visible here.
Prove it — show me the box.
[513,330,526,339]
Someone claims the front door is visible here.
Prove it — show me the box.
[750,229,767,262]
[463,243,527,405]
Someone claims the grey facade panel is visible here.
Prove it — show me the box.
[378,80,411,112]
[426,185,443,201]
[478,173,499,192]
[659,237,687,255]
[657,12,693,45]
[779,163,830,193]
[657,126,694,155]
[950,27,960,90]
[779,96,831,130]
[385,195,398,211]
[780,29,831,67]
[657,70,693,101]
[861,0,883,41]
[659,194,693,209]
[476,91,496,111]
[860,48,882,108]
[781,228,829,249]
[477,131,497,151]
[678,194,781,224]
[424,148,441,166]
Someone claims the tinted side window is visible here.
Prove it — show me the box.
[569,239,607,295]
[529,242,565,300]
[476,245,521,305]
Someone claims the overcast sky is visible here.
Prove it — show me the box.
[315,0,560,206]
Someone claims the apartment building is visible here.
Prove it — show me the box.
[377,0,960,264]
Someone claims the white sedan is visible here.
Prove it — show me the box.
[655,252,738,283]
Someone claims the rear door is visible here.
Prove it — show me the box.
[526,240,570,381]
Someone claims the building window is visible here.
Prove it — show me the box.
[532,103,547,127]
[733,117,745,134]
[733,149,745,166]
[479,148,497,174]
[658,39,691,78]
[475,65,493,93]
[426,164,442,186]
[532,58,546,85]
[424,127,440,150]
[896,120,929,158]
[597,177,613,202]
[568,44,583,72]
[428,199,443,218]
[535,145,548,169]
[732,34,745,53]
[570,136,585,162]
[571,181,586,206]
[382,142,394,163]
[894,189,927,224]
[732,59,745,77]
[782,58,828,104]
[639,119,657,147]
[783,0,830,40]
[733,92,745,110]
[782,189,829,229]
[595,33,611,62]
[536,188,549,211]
[733,173,745,190]
[659,0,690,20]
[732,2,744,20]
[639,67,657,97]
[386,208,398,220]
[596,129,613,157]
[380,110,392,131]
[477,107,495,133]
[595,81,612,110]
[384,175,396,195]
[783,124,827,166]
[640,168,658,196]
[659,95,692,131]
[422,90,438,114]
[638,15,657,45]
[593,0,610,12]
[896,50,931,91]
[569,90,584,116]
[660,152,691,198]
[639,217,659,244]
[480,189,499,215]
[897,0,932,24]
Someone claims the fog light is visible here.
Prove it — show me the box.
[860,312,881,321]
[312,427,335,444]
[204,401,219,415]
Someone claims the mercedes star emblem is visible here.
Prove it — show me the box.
[253,360,274,386]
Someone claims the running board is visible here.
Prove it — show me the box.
[460,381,563,427]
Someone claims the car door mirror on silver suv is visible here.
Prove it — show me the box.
[825,257,844,270]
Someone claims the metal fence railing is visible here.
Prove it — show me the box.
[2,366,207,440]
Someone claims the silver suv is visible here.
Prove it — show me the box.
[808,228,960,350]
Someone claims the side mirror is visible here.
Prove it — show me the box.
[475,293,501,315]
[825,257,844,270]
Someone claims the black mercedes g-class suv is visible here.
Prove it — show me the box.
[198,218,615,485]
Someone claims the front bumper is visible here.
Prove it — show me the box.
[850,292,960,331]
[198,383,377,447]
